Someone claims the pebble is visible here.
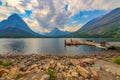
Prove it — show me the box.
[71,72,79,77]
[116,72,120,77]
[41,74,50,80]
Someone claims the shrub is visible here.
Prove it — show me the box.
[0,60,3,65]
[113,56,120,64]
[4,61,13,67]
[47,69,55,80]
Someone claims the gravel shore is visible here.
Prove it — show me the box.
[0,51,120,80]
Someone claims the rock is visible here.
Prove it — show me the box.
[41,74,50,80]
[57,73,64,79]
[50,59,54,64]
[65,77,71,80]
[0,76,12,80]
[19,64,26,71]
[49,63,56,69]
[20,78,28,80]
[27,64,39,71]
[8,66,19,79]
[0,68,9,76]
[40,77,46,80]
[91,70,99,79]
[116,72,120,77]
[71,72,79,77]
[79,76,84,80]
[76,65,91,78]
[80,62,87,67]
[20,71,30,76]
[70,59,79,65]
[82,58,94,65]
[57,63,64,68]
[44,64,50,71]
[55,67,60,72]
[105,68,110,73]
[32,75,37,79]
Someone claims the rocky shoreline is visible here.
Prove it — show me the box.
[0,51,120,80]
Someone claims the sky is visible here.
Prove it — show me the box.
[0,0,120,33]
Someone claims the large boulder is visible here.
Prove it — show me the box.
[8,67,19,79]
[76,65,91,78]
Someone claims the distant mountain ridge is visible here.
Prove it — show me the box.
[73,8,120,38]
[44,27,70,37]
[0,14,41,37]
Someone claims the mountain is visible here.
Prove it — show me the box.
[73,8,120,38]
[44,27,70,37]
[0,14,41,37]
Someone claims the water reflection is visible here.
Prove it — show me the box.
[0,38,119,55]
[6,40,26,53]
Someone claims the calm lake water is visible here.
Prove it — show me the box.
[0,38,120,55]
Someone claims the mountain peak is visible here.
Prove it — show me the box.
[8,13,21,20]
[52,27,60,32]
[44,27,70,37]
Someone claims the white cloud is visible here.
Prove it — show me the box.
[83,15,89,18]
[60,24,83,32]
[0,0,120,32]
[67,0,120,15]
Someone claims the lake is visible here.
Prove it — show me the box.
[0,38,119,55]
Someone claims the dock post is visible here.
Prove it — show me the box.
[64,39,66,44]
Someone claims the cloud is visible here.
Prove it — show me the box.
[60,24,83,32]
[0,0,120,32]
[83,15,89,18]
[67,0,120,15]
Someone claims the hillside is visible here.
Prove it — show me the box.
[74,8,120,38]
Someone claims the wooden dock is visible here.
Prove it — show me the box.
[64,40,120,50]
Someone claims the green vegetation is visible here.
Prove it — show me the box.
[15,75,21,80]
[4,61,13,67]
[0,60,3,65]
[113,56,120,64]
[1,73,8,77]
[0,60,13,67]
[47,69,55,80]
[70,8,120,38]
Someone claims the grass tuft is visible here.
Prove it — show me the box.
[113,56,120,64]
